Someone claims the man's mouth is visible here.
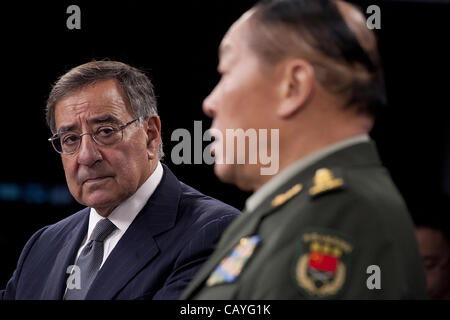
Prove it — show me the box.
[83,176,111,185]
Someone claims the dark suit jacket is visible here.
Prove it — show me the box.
[182,142,427,299]
[0,164,239,300]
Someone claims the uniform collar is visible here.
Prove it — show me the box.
[245,134,370,213]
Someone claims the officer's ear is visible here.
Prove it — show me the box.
[276,58,315,119]
[142,115,161,160]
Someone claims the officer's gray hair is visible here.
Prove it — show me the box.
[46,60,163,159]
[246,0,386,118]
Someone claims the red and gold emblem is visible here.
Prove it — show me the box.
[294,230,353,298]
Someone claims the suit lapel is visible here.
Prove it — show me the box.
[182,198,278,298]
[85,164,181,299]
[40,208,90,299]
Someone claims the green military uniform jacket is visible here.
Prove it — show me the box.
[182,142,426,299]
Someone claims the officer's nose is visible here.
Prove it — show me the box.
[77,134,102,167]
[202,87,219,119]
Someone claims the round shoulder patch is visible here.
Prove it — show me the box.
[292,228,354,299]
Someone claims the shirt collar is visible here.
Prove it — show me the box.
[87,161,164,237]
[245,134,370,213]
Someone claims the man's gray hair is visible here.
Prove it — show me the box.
[46,60,163,159]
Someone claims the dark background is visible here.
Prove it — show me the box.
[1,0,449,287]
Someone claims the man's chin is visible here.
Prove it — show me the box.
[79,192,120,215]
[214,163,253,192]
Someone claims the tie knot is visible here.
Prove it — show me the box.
[89,218,117,242]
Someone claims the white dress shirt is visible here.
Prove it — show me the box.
[73,161,163,268]
[245,135,370,213]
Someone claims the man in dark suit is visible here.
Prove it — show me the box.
[0,61,239,300]
[182,0,426,299]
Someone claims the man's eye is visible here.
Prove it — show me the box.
[62,134,80,145]
[423,258,438,270]
[97,127,116,137]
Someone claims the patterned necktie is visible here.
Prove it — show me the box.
[64,218,117,300]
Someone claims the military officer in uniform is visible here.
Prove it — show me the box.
[182,0,426,299]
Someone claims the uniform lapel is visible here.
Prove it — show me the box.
[183,142,382,298]
[40,208,90,299]
[85,164,181,300]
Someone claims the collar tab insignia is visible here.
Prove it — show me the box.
[271,184,303,207]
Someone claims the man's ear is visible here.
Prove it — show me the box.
[277,59,315,119]
[143,115,161,160]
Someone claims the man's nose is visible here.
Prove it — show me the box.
[202,90,218,118]
[77,134,102,166]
